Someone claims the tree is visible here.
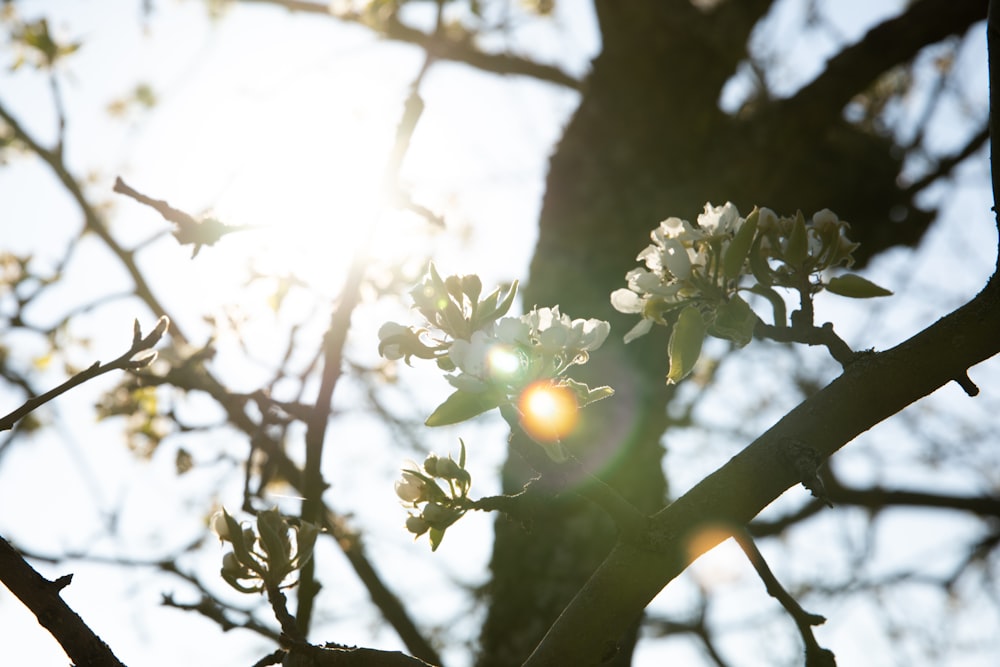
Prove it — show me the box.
[0,1,997,666]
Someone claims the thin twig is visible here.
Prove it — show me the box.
[733,528,835,667]
[0,317,169,432]
[295,53,435,637]
[498,404,650,541]
[756,320,856,368]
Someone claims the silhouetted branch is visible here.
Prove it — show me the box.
[905,123,990,197]
[0,99,187,343]
[0,317,168,432]
[733,528,834,667]
[755,320,856,368]
[645,596,733,667]
[240,0,582,90]
[0,535,127,667]
[113,177,253,257]
[787,0,986,130]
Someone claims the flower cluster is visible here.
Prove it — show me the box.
[446,306,609,395]
[211,507,319,594]
[394,444,473,551]
[378,265,613,449]
[612,203,889,383]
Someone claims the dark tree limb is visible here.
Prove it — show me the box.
[751,471,1000,537]
[905,123,990,197]
[786,0,986,129]
[733,529,835,667]
[240,0,581,90]
[0,535,127,667]
[755,320,856,369]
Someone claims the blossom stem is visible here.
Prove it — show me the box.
[498,405,650,541]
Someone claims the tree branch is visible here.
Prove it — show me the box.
[240,0,581,90]
[0,99,189,345]
[755,320,856,369]
[786,0,986,129]
[0,317,168,432]
[0,535,127,667]
[733,528,834,667]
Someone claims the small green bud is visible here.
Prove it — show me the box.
[783,210,808,267]
[212,510,231,542]
[423,454,440,476]
[433,457,463,480]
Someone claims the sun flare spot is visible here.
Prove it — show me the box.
[487,345,522,378]
[518,381,578,443]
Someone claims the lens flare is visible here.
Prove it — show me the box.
[487,345,522,379]
[518,381,579,442]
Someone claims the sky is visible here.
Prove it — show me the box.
[1,1,998,666]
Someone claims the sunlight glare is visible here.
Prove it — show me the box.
[518,381,579,442]
[487,345,522,379]
[193,63,448,299]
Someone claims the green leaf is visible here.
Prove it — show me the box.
[292,520,320,570]
[666,305,706,384]
[708,294,757,346]
[493,281,519,320]
[825,274,893,298]
[561,378,615,408]
[429,527,445,551]
[256,508,291,580]
[723,207,759,279]
[425,389,503,427]
[221,568,262,594]
[223,511,263,575]
[748,234,774,286]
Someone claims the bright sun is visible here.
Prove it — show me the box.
[184,57,445,300]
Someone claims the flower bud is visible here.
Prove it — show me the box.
[433,457,463,480]
[405,515,430,536]
[212,510,231,542]
[421,502,460,529]
[221,551,242,575]
[395,470,428,504]
[423,454,440,476]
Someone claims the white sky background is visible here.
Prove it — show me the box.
[0,1,998,666]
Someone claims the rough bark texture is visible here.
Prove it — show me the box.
[478,0,988,664]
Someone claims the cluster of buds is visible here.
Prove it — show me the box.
[379,265,613,458]
[212,507,319,594]
[394,443,473,551]
[612,203,891,383]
